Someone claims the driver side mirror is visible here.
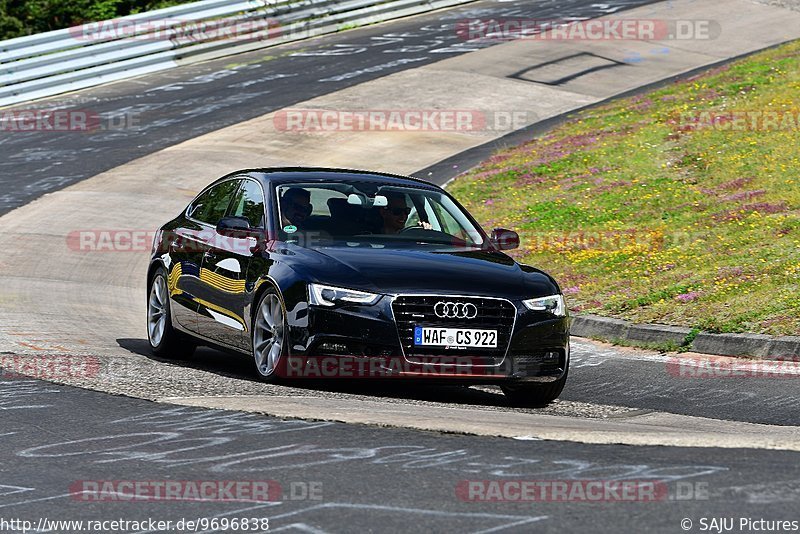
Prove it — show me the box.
[216,216,259,239]
[491,228,519,250]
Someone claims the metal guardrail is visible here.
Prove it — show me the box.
[0,0,476,107]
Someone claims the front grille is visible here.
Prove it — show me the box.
[392,295,516,366]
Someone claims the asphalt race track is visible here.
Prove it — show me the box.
[0,0,652,215]
[1,0,800,532]
[2,377,800,534]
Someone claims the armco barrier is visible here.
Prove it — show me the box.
[0,0,477,107]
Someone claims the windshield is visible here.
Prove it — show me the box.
[275,181,486,250]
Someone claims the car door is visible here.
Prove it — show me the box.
[164,180,238,333]
[197,178,265,349]
[180,178,242,339]
[164,218,205,333]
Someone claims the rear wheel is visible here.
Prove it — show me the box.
[502,367,568,407]
[147,267,196,359]
[252,289,287,382]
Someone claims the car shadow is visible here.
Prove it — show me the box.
[116,338,513,408]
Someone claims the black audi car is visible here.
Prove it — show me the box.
[147,168,570,405]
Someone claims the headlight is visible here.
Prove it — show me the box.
[522,294,566,316]
[308,283,380,307]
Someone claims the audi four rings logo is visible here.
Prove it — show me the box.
[434,301,478,319]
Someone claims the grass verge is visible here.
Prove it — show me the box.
[448,40,800,335]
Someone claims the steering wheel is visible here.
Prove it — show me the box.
[399,222,433,233]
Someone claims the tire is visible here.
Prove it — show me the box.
[147,267,196,359]
[252,287,288,382]
[501,366,568,407]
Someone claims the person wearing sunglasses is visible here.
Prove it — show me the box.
[280,187,313,228]
[378,192,414,234]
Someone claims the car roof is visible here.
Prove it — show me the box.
[217,167,441,190]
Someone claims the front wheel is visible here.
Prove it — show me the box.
[501,367,568,407]
[147,267,196,359]
[252,289,288,382]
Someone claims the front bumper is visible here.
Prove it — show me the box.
[280,295,570,382]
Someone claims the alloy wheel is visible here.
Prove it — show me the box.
[253,294,285,377]
[147,275,168,347]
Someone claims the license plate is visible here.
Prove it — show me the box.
[413,326,497,348]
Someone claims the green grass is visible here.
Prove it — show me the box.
[448,40,800,336]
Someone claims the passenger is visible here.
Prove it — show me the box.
[280,188,312,228]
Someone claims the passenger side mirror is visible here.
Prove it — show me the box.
[490,228,520,250]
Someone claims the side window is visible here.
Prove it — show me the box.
[431,201,462,235]
[408,197,442,231]
[228,180,265,228]
[189,180,241,225]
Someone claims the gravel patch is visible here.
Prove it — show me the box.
[0,348,639,420]
[751,0,800,11]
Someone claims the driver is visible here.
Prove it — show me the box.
[280,187,312,228]
[378,193,412,234]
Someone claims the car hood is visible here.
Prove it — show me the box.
[278,245,559,299]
